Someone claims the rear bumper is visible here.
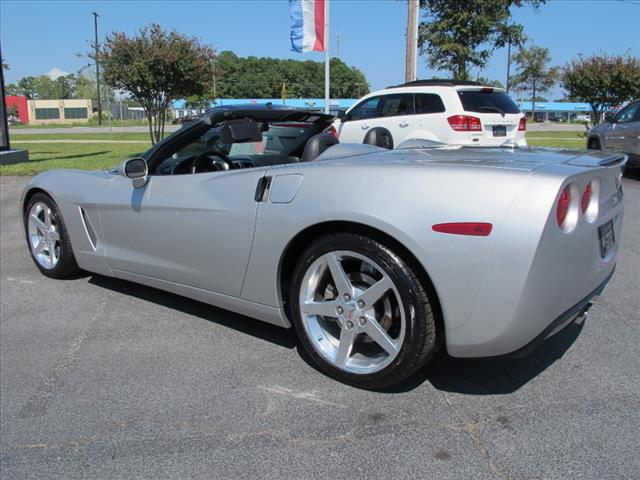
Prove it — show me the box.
[488,265,614,359]
[445,165,623,358]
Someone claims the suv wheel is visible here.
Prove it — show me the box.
[588,138,601,150]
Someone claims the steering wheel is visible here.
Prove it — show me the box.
[190,151,233,174]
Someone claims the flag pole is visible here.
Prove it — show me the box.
[324,0,330,114]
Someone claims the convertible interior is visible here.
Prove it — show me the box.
[151,109,340,176]
[147,106,394,176]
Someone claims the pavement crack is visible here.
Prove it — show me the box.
[440,391,513,480]
[16,300,108,419]
[259,385,347,409]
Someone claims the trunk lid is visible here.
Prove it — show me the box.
[398,146,628,172]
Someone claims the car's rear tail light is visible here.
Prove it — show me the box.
[432,222,493,236]
[581,182,592,214]
[582,178,600,223]
[518,117,526,131]
[447,115,482,132]
[325,125,339,140]
[556,186,571,228]
[480,87,494,93]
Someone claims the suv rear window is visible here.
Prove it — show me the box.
[458,90,521,115]
[415,93,445,114]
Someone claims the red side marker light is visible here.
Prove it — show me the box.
[432,222,493,236]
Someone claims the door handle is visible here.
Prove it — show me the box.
[399,121,410,127]
[254,176,272,202]
[361,124,370,130]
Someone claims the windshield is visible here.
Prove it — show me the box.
[458,90,521,115]
[155,121,313,175]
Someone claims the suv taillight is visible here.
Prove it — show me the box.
[447,115,482,132]
[518,117,526,131]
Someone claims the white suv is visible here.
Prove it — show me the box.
[337,80,527,147]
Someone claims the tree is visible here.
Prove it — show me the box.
[476,76,505,89]
[510,45,559,121]
[5,84,20,96]
[7,105,19,117]
[562,54,640,125]
[214,51,369,99]
[418,0,545,80]
[15,76,39,99]
[101,24,215,144]
[75,67,98,100]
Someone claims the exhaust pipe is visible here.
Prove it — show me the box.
[574,302,594,325]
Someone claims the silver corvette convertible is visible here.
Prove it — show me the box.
[21,105,626,388]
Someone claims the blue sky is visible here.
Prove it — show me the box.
[2,0,639,99]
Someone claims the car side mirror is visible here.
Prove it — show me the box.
[336,110,346,120]
[604,113,615,124]
[118,157,148,189]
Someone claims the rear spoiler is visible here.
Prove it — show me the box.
[566,153,627,168]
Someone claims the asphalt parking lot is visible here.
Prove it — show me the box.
[1,173,639,480]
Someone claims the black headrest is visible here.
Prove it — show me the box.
[363,127,394,149]
[301,133,339,162]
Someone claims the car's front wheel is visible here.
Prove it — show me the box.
[24,192,81,279]
[289,233,437,389]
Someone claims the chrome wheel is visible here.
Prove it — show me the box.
[298,250,405,374]
[27,202,61,270]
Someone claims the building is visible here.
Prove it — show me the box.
[5,95,29,124]
[27,99,94,125]
[518,101,593,122]
[172,98,358,120]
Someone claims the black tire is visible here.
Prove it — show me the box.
[588,138,601,150]
[289,233,437,389]
[24,192,81,279]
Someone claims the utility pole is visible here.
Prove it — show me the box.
[92,11,102,125]
[405,0,419,82]
[505,40,512,94]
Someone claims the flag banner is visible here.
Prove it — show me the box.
[289,0,326,53]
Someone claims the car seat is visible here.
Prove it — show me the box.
[301,133,340,161]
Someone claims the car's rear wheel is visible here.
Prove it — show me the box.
[24,192,80,279]
[289,233,437,389]
[588,138,601,150]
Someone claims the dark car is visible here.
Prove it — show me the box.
[587,100,640,168]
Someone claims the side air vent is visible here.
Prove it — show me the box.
[79,207,98,250]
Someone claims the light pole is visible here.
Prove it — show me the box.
[92,12,102,125]
[506,40,512,94]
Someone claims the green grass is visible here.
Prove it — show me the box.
[525,131,586,149]
[10,132,163,142]
[9,118,150,129]
[0,142,146,176]
[1,131,592,176]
